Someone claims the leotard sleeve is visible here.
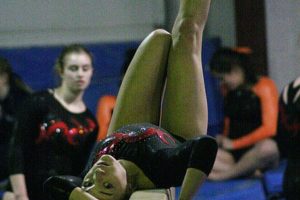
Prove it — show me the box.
[9,94,45,175]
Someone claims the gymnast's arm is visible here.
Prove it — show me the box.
[9,95,40,200]
[44,140,107,200]
[177,137,217,200]
[43,175,96,200]
[69,188,98,200]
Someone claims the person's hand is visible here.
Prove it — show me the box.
[221,137,233,150]
[2,192,17,200]
[215,134,224,145]
[15,195,29,200]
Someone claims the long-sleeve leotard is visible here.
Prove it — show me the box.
[9,90,98,199]
[84,123,217,188]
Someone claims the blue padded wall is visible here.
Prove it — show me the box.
[202,37,224,136]
[0,38,223,131]
[263,159,287,198]
[0,42,140,115]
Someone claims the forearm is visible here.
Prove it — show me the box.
[69,187,98,200]
[179,168,207,200]
[232,125,276,149]
[9,174,28,200]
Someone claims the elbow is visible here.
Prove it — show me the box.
[265,125,277,137]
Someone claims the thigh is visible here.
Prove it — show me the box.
[108,30,171,134]
[212,149,235,172]
[161,19,207,140]
[216,148,235,164]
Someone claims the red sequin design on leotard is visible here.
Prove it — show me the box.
[94,127,176,164]
[36,117,96,145]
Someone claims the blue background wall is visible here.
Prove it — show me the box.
[0,38,223,135]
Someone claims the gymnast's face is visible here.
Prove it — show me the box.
[0,72,9,91]
[214,66,245,90]
[60,51,93,92]
[82,154,127,200]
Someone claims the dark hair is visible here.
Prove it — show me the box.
[0,57,13,80]
[121,48,137,76]
[209,47,258,84]
[54,44,93,74]
[0,56,32,93]
[123,171,138,200]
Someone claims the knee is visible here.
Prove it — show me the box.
[256,139,279,159]
[149,29,171,41]
[217,148,235,163]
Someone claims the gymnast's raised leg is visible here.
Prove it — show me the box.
[107,30,171,133]
[161,0,211,199]
[108,0,212,199]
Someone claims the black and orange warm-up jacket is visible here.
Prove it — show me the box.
[96,95,116,141]
[222,77,279,149]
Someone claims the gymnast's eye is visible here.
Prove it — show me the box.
[103,182,113,189]
[82,65,92,71]
[68,65,79,71]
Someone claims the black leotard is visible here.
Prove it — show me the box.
[277,78,300,198]
[84,123,217,188]
[9,90,98,200]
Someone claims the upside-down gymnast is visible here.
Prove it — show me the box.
[44,0,217,199]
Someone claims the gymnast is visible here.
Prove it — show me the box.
[277,76,300,199]
[44,0,217,199]
[208,48,279,180]
[8,44,98,200]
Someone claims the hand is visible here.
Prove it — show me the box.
[15,195,29,200]
[16,197,29,200]
[221,137,233,150]
[2,192,17,200]
[215,134,224,145]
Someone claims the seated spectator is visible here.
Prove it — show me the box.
[276,76,300,199]
[208,47,279,180]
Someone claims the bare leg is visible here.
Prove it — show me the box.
[158,0,211,199]
[180,169,207,200]
[108,30,171,134]
[209,139,279,181]
[161,0,210,140]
